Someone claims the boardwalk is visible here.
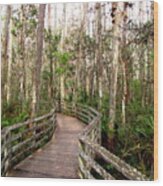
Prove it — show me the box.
[2,103,148,180]
[9,114,84,178]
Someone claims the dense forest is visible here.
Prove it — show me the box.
[1,1,154,178]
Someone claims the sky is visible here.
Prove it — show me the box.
[0,1,153,38]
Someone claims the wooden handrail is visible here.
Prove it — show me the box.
[59,101,149,180]
[79,137,148,180]
[1,108,56,176]
[1,101,149,180]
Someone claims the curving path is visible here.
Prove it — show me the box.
[9,114,85,178]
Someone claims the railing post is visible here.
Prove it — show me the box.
[57,98,61,113]
[52,108,56,135]
[98,116,102,145]
[4,130,11,176]
[8,130,12,170]
[78,139,84,178]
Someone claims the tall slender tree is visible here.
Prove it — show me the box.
[109,2,122,130]
[60,3,67,102]
[6,6,12,104]
[19,5,26,106]
[47,4,54,100]
[32,4,46,116]
[2,5,11,103]
[95,3,102,108]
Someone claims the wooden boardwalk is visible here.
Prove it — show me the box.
[9,114,84,178]
[2,103,148,180]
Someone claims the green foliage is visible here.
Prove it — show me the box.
[150,49,154,61]
[54,51,72,75]
[29,18,37,28]
[65,80,75,88]
[2,103,29,128]
[42,69,53,80]
[30,7,37,16]
[70,78,154,177]
[55,67,65,75]
[112,80,154,177]
[44,31,61,60]
[54,52,71,64]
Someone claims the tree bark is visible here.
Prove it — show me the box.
[2,5,11,103]
[32,4,46,116]
[3,6,11,66]
[121,3,128,125]
[109,3,122,130]
[60,4,67,102]
[95,3,102,108]
[48,4,54,100]
[20,5,26,106]
[6,6,12,104]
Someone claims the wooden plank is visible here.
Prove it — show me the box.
[11,144,35,165]
[8,114,84,178]
[5,110,55,131]
[12,136,34,153]
[78,162,95,179]
[79,151,115,180]
[80,137,149,181]
[87,106,100,117]
[7,118,54,151]
[1,110,56,176]
[76,110,90,120]
[76,114,89,124]
[80,119,100,138]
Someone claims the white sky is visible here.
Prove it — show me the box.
[45,1,152,34]
[1,1,153,36]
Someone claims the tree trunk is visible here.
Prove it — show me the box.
[109,3,122,130]
[3,6,11,65]
[95,3,102,108]
[20,5,26,107]
[60,3,67,102]
[32,4,46,117]
[121,3,128,125]
[48,4,54,100]
[81,3,88,100]
[3,5,11,103]
[6,6,12,104]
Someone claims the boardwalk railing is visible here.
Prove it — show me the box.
[1,108,56,176]
[1,101,149,180]
[59,101,149,180]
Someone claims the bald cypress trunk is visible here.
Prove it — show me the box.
[48,4,54,100]
[6,6,12,104]
[2,5,11,103]
[20,5,26,107]
[32,4,46,116]
[95,3,102,108]
[60,4,67,102]
[121,3,128,125]
[109,3,122,130]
